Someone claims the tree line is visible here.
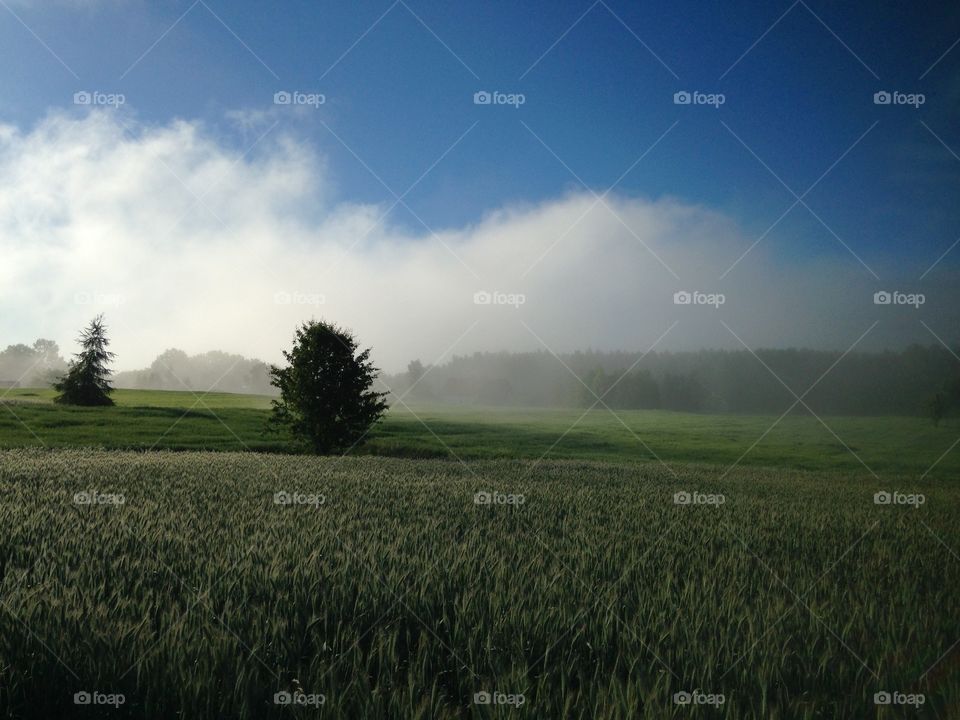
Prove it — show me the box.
[0,339,68,387]
[386,345,960,418]
[112,349,274,395]
[5,318,958,432]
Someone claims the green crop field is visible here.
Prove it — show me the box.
[0,450,957,719]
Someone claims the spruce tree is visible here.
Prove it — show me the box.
[54,314,116,406]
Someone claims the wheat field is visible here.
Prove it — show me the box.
[0,449,956,718]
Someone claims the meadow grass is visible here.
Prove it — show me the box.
[0,386,273,409]
[1,389,957,477]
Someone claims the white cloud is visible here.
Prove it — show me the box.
[0,110,953,373]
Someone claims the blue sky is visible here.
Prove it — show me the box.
[1,0,959,368]
[3,0,957,257]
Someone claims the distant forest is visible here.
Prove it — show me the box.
[0,339,67,387]
[0,344,273,396]
[112,349,274,395]
[383,345,960,418]
[3,340,958,417]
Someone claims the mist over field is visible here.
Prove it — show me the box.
[2,111,957,375]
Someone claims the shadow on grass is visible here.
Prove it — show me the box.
[124,406,218,420]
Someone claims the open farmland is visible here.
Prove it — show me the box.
[0,449,957,718]
[3,0,959,717]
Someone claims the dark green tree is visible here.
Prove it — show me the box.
[270,320,388,453]
[54,315,115,406]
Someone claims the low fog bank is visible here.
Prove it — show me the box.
[381,345,960,417]
[0,341,275,395]
[111,349,275,396]
[3,111,958,375]
[0,339,67,387]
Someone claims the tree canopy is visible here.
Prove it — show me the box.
[270,320,389,453]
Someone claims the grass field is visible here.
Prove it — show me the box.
[1,388,958,476]
[2,388,958,717]
[0,450,957,718]
[0,388,280,452]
